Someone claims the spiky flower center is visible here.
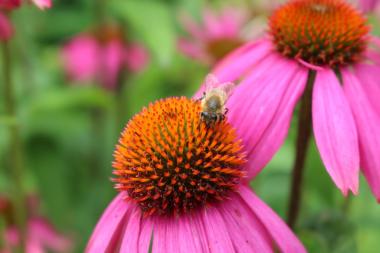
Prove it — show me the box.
[113,97,246,216]
[269,0,369,66]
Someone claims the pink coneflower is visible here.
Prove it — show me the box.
[62,24,149,90]
[0,195,72,253]
[199,0,380,200]
[86,78,306,252]
[178,7,255,65]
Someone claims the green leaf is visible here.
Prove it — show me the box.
[110,0,176,65]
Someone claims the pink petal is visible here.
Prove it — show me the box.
[177,38,207,62]
[125,43,149,73]
[213,38,272,80]
[312,69,360,195]
[0,13,13,41]
[358,0,379,12]
[100,41,125,90]
[31,0,52,9]
[239,186,307,253]
[218,195,273,252]
[61,35,99,84]
[0,0,21,10]
[353,64,380,115]
[119,206,144,252]
[138,217,154,253]
[85,193,131,253]
[26,239,44,253]
[201,205,235,252]
[153,213,211,253]
[29,218,72,252]
[343,69,380,201]
[194,39,273,98]
[227,56,307,179]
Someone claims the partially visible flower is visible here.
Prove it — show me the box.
[0,194,72,253]
[178,7,257,65]
[62,25,149,90]
[198,0,380,200]
[86,82,306,252]
[30,0,52,10]
[0,12,12,41]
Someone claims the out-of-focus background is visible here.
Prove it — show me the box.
[1,0,380,252]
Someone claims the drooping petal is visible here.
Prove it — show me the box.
[100,41,125,90]
[138,217,154,253]
[218,195,273,253]
[239,186,307,253]
[61,35,99,84]
[86,193,131,253]
[31,0,52,9]
[201,205,235,253]
[29,218,72,252]
[0,13,13,41]
[125,43,149,73]
[212,38,272,81]
[343,69,380,201]
[152,217,168,253]
[353,64,380,115]
[312,69,360,195]
[227,56,308,179]
[119,206,143,253]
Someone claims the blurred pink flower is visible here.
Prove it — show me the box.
[62,30,149,90]
[0,0,21,10]
[178,7,250,65]
[0,195,72,253]
[86,80,306,253]
[4,218,72,253]
[30,0,52,10]
[357,0,379,12]
[0,12,12,40]
[196,0,380,200]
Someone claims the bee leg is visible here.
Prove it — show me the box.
[197,92,206,102]
[224,108,229,115]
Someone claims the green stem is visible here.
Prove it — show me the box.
[286,70,316,229]
[2,40,26,251]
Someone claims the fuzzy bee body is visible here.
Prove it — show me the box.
[199,75,236,127]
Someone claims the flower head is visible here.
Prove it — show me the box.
[178,7,250,64]
[205,0,380,200]
[0,12,12,41]
[62,24,149,90]
[0,194,72,253]
[86,77,306,253]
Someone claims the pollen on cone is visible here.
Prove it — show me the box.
[270,0,369,66]
[112,97,246,216]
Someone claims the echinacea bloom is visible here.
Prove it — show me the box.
[62,25,149,90]
[0,194,72,253]
[86,77,306,253]
[178,7,252,65]
[202,0,380,200]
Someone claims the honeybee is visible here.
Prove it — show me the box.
[198,74,236,126]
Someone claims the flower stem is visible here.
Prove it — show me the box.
[286,70,316,228]
[2,40,26,251]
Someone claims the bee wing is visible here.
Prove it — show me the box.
[204,74,220,92]
[219,81,237,98]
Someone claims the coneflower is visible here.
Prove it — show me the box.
[202,0,380,201]
[86,77,306,252]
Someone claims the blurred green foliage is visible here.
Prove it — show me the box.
[0,0,380,252]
